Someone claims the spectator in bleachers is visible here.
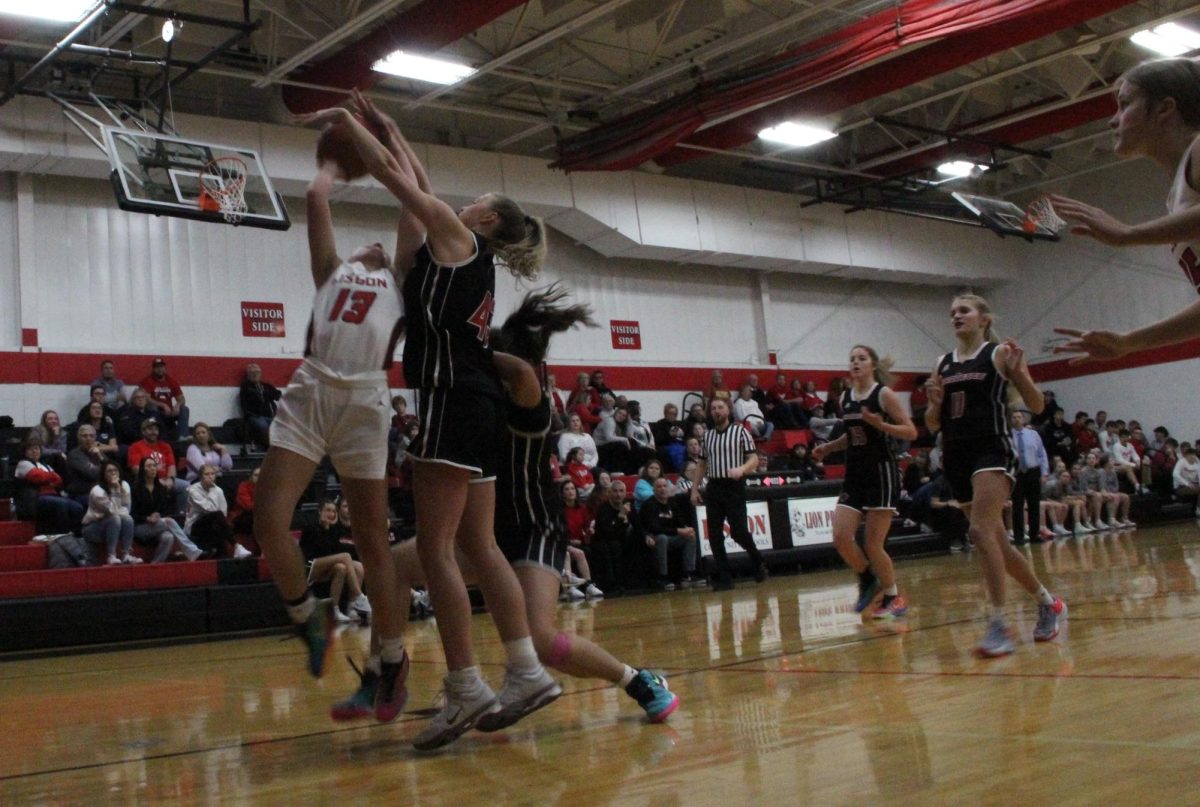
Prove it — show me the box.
[563,447,594,497]
[65,424,105,507]
[75,385,108,425]
[1039,408,1075,467]
[1111,429,1149,494]
[1075,417,1100,457]
[300,500,371,623]
[595,405,655,474]
[683,402,708,435]
[185,422,233,482]
[633,458,668,512]
[796,380,824,417]
[81,460,139,566]
[228,467,259,552]
[592,479,634,592]
[928,475,969,551]
[684,435,703,467]
[560,480,593,545]
[783,442,823,481]
[1151,439,1180,497]
[131,456,204,561]
[115,387,157,447]
[652,403,687,471]
[1098,420,1119,456]
[558,412,599,468]
[14,436,84,535]
[239,363,281,449]
[640,477,701,591]
[589,369,615,401]
[545,373,566,423]
[1172,445,1200,514]
[30,410,68,470]
[139,358,190,439]
[626,400,656,448]
[1097,455,1135,527]
[1149,426,1170,454]
[1079,452,1112,529]
[127,417,188,512]
[823,378,846,418]
[72,401,119,457]
[597,392,618,425]
[567,372,601,427]
[185,464,248,559]
[733,384,774,441]
[91,359,127,413]
[902,449,932,495]
[765,372,802,430]
[705,370,731,409]
[1032,389,1062,429]
[586,469,612,516]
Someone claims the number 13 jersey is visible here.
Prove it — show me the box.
[305,261,405,379]
[935,342,1008,443]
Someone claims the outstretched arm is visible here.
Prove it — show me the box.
[1049,193,1200,247]
[1055,298,1200,363]
[306,162,341,287]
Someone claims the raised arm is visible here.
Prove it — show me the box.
[996,340,1044,415]
[1055,298,1200,363]
[306,163,341,287]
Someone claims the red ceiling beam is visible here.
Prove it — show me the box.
[282,0,527,113]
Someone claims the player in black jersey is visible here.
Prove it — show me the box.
[331,287,679,732]
[926,295,1065,658]
[813,346,916,620]
[301,91,556,750]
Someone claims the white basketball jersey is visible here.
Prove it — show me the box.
[305,261,405,377]
[1167,134,1200,294]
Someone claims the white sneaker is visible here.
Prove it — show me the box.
[1121,520,1136,529]
[350,593,372,618]
[412,678,499,751]
[562,572,587,587]
[232,543,252,559]
[475,666,563,733]
[121,554,143,565]
[1080,522,1097,533]
[563,585,585,601]
[583,583,604,599]
[1072,524,1085,536]
[107,554,122,565]
[333,608,353,623]
[1091,520,1109,530]
[1053,524,1070,536]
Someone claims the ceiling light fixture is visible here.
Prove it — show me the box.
[0,0,96,22]
[372,51,476,85]
[757,121,838,148]
[1130,22,1200,56]
[161,19,177,44]
[936,160,988,178]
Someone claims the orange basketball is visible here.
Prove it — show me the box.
[316,114,383,181]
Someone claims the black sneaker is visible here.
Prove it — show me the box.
[754,563,769,583]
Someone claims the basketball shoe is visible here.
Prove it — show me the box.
[854,572,880,613]
[375,651,410,722]
[1033,597,1066,642]
[871,594,909,620]
[330,658,377,722]
[412,677,500,752]
[625,669,679,723]
[475,666,563,732]
[297,599,334,678]
[975,617,1016,658]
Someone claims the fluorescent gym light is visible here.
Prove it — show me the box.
[372,51,476,85]
[162,19,177,44]
[1130,23,1200,56]
[0,0,96,22]
[937,160,987,178]
[757,121,838,148]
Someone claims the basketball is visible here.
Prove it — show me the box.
[316,114,383,180]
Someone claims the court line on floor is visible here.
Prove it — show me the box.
[712,666,1200,682]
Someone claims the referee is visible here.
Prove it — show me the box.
[690,397,768,590]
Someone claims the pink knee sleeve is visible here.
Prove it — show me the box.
[548,632,572,667]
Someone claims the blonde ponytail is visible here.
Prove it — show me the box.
[485,194,547,281]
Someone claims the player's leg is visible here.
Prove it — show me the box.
[253,446,331,676]
[831,505,873,611]
[865,510,907,619]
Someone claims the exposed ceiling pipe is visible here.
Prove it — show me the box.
[653,0,1140,169]
[280,0,528,113]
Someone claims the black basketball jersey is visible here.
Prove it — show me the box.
[495,395,562,543]
[840,383,895,466]
[402,233,501,396]
[936,342,1008,442]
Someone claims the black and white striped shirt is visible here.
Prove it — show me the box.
[701,423,757,479]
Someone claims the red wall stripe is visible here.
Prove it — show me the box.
[0,351,923,393]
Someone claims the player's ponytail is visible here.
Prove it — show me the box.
[1123,57,1200,129]
[486,194,547,281]
[852,344,893,387]
[493,283,596,367]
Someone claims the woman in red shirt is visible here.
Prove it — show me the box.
[560,480,593,545]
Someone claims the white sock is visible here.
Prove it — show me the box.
[365,655,382,675]
[446,666,484,692]
[380,637,406,664]
[618,665,637,688]
[505,637,541,676]
[1034,586,1054,606]
[285,594,316,624]
[883,585,898,597]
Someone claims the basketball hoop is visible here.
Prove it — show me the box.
[200,155,248,225]
[1026,196,1067,235]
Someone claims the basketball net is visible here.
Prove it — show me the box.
[1026,196,1067,235]
[201,156,248,225]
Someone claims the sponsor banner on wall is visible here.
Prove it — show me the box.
[610,320,642,350]
[241,301,285,337]
[787,496,839,547]
[697,500,774,557]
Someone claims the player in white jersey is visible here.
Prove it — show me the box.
[1048,57,1200,362]
[253,158,410,723]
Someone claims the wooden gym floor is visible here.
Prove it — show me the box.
[2,522,1198,805]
